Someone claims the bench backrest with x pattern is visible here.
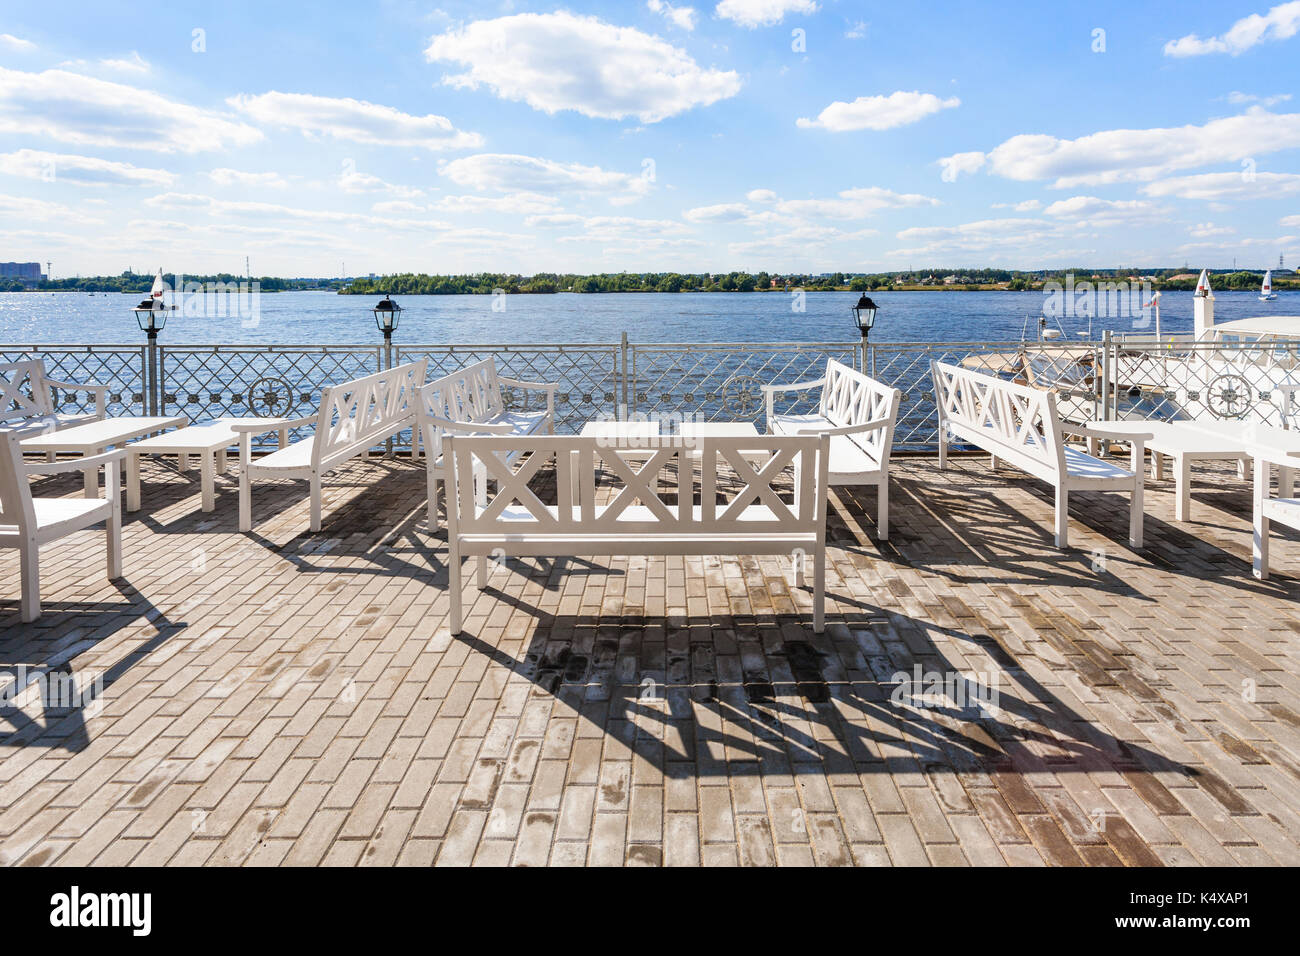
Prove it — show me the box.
[932,360,1066,483]
[312,359,427,468]
[817,358,900,461]
[445,434,829,538]
[0,360,57,426]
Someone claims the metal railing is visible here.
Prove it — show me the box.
[8,335,1296,451]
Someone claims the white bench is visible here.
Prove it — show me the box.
[932,361,1148,549]
[0,426,123,622]
[1252,444,1300,579]
[236,360,427,532]
[1,358,109,434]
[762,359,901,539]
[443,433,830,634]
[416,357,556,530]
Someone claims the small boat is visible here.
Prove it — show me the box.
[1260,270,1277,301]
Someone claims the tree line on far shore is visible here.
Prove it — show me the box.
[6,268,1291,295]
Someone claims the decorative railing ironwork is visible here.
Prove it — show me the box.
[0,345,146,418]
[5,336,1296,452]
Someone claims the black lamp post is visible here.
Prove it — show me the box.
[373,295,402,343]
[133,297,168,339]
[134,298,168,415]
[372,295,402,456]
[853,294,878,342]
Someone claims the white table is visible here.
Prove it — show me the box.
[126,417,289,512]
[1082,418,1298,521]
[20,415,188,497]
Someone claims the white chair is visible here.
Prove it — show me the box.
[1251,445,1300,579]
[0,426,123,622]
[416,358,556,531]
[762,358,901,538]
[0,358,109,435]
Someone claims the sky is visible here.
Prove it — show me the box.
[0,0,1297,278]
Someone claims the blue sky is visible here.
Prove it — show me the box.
[0,0,1297,277]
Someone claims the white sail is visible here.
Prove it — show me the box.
[150,268,165,300]
[1260,270,1276,300]
[1195,268,1212,296]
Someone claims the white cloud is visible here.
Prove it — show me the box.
[938,150,986,182]
[798,91,960,132]
[775,186,940,218]
[1227,90,1292,106]
[715,0,818,29]
[1282,214,1300,227]
[1164,2,1300,57]
[435,192,561,214]
[845,20,868,39]
[228,91,482,151]
[1141,170,1300,200]
[371,200,427,215]
[1189,222,1236,238]
[337,170,424,198]
[647,0,697,30]
[142,191,451,231]
[0,67,261,153]
[891,217,1069,258]
[974,108,1300,187]
[746,188,778,202]
[439,153,651,202]
[0,192,103,224]
[425,12,741,123]
[525,214,691,241]
[208,168,287,188]
[1042,195,1158,224]
[100,51,150,74]
[0,149,174,187]
[685,202,752,222]
[0,34,34,51]
[992,199,1042,211]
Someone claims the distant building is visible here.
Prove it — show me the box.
[1,261,44,282]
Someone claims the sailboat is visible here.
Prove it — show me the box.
[1260,270,1277,301]
[150,268,177,310]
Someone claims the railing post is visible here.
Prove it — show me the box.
[1100,330,1112,421]
[619,331,629,421]
[383,332,394,457]
[147,335,160,416]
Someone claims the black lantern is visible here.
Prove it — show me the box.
[373,296,402,336]
[852,294,878,341]
[133,298,168,338]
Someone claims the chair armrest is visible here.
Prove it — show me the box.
[1070,424,1154,443]
[426,415,516,435]
[760,378,825,394]
[791,416,891,437]
[44,379,110,394]
[25,448,126,476]
[497,376,557,393]
[231,415,312,432]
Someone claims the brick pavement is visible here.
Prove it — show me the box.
[1,452,1298,866]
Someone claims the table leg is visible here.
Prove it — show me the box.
[83,456,97,498]
[1152,450,1164,482]
[178,452,190,472]
[1175,455,1191,522]
[216,448,228,475]
[1279,464,1295,499]
[126,452,141,511]
[201,451,216,511]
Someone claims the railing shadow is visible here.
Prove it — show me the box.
[451,599,1189,782]
[0,581,186,752]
